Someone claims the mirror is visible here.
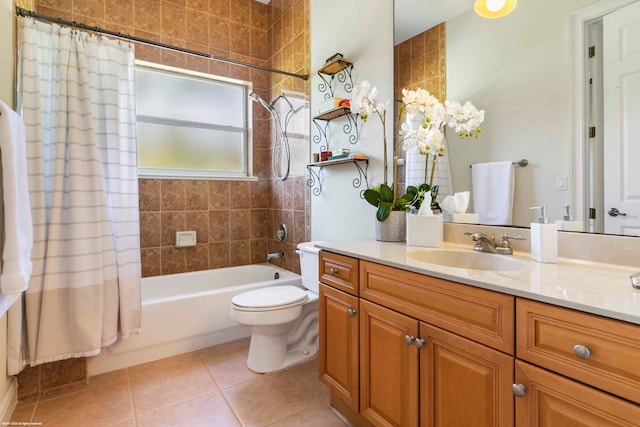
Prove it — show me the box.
[394,0,640,236]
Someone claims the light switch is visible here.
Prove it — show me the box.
[555,175,567,191]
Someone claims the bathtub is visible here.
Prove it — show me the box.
[87,264,301,376]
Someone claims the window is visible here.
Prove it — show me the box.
[135,61,252,179]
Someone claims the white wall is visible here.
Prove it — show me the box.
[446,0,599,226]
[309,0,394,241]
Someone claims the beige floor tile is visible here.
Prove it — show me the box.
[287,358,330,403]
[223,370,324,427]
[137,391,241,427]
[32,378,134,427]
[10,403,35,423]
[198,341,261,389]
[129,351,218,414]
[264,399,348,427]
[109,419,137,427]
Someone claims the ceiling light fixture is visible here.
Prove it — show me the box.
[474,0,517,19]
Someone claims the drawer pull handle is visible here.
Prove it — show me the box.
[329,268,339,276]
[404,335,415,345]
[414,338,425,349]
[573,344,592,360]
[347,308,357,317]
[511,383,526,397]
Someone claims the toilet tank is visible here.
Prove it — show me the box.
[296,241,324,293]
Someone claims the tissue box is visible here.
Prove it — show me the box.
[406,214,443,247]
[442,213,479,224]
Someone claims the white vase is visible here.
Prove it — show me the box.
[375,211,407,242]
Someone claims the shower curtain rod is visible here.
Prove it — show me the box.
[15,7,309,81]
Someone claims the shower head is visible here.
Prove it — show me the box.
[249,91,272,111]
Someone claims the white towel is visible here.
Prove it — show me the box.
[471,161,515,225]
[0,101,33,294]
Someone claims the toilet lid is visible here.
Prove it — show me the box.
[232,286,308,309]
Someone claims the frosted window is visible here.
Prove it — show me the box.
[135,62,249,178]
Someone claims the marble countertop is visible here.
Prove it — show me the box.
[316,240,640,325]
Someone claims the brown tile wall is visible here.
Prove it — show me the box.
[394,23,446,191]
[23,0,310,397]
[264,0,311,273]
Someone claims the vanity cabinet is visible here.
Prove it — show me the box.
[319,250,640,426]
[319,251,516,427]
[319,283,360,411]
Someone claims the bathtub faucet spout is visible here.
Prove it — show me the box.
[267,251,285,261]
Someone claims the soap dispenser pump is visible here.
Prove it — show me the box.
[530,205,557,263]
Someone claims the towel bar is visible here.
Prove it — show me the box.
[469,159,528,168]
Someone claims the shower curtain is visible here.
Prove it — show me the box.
[10,18,142,373]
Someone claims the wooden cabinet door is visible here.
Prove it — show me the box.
[420,323,515,427]
[515,360,640,427]
[319,284,360,411]
[360,299,419,427]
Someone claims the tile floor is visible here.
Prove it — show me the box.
[10,338,348,427]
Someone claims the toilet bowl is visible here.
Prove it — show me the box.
[230,241,324,373]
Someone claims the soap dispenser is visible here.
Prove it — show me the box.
[555,205,583,232]
[530,206,557,263]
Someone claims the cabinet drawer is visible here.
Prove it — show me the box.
[515,360,640,426]
[320,251,359,296]
[516,298,640,405]
[360,260,514,354]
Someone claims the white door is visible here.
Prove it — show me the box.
[603,0,640,236]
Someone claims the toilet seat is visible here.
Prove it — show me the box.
[232,286,308,312]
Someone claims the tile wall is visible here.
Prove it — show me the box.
[18,0,310,399]
[393,23,446,191]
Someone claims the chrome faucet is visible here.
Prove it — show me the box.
[267,251,284,261]
[464,232,525,255]
[631,272,640,289]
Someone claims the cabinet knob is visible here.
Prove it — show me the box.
[329,268,339,276]
[347,308,357,317]
[404,335,415,345]
[511,383,526,397]
[414,338,425,349]
[573,344,592,360]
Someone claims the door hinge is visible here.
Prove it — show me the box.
[588,46,595,58]
[589,127,596,138]
[589,208,596,220]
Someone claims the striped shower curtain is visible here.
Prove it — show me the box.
[12,17,142,371]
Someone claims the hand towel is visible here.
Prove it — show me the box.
[471,161,515,225]
[0,101,33,293]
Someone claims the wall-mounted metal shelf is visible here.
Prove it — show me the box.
[317,58,354,100]
[306,157,369,197]
[312,107,359,151]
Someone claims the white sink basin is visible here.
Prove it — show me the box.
[406,249,528,272]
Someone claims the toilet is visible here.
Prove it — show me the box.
[230,241,323,373]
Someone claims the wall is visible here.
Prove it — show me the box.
[309,0,394,241]
[394,23,446,192]
[445,0,599,226]
[32,0,310,276]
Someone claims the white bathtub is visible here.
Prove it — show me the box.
[87,264,302,376]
